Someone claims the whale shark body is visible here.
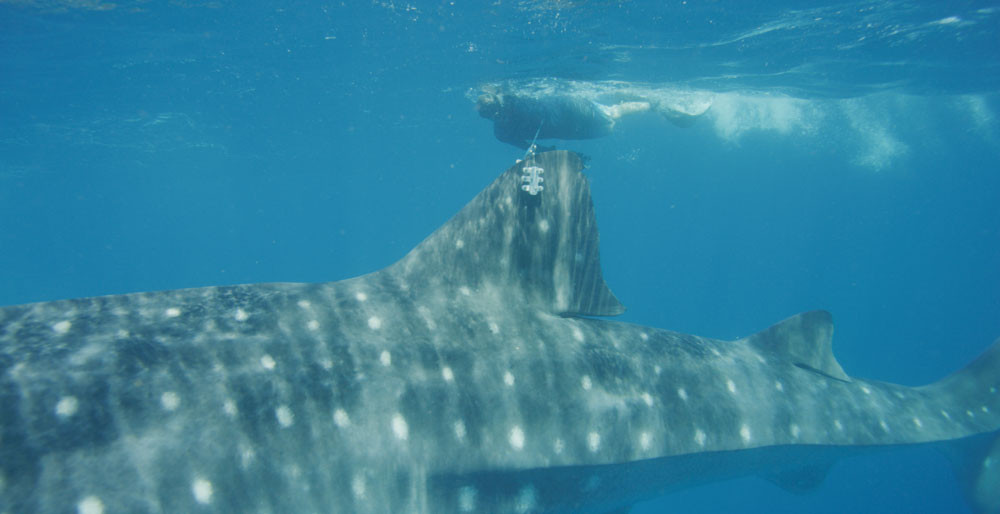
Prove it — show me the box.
[1,151,998,513]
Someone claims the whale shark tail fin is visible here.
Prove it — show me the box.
[927,337,1000,398]
[924,337,1000,429]
[927,338,1000,514]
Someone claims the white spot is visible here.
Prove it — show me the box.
[509,426,525,450]
[677,388,688,401]
[642,392,654,407]
[367,316,382,330]
[319,358,333,370]
[161,391,180,411]
[834,419,844,431]
[334,409,350,428]
[880,420,890,432]
[726,379,737,394]
[740,424,752,443]
[581,375,592,390]
[790,424,801,439]
[307,319,320,331]
[442,366,454,382]
[53,320,72,334]
[587,431,601,452]
[912,417,923,428]
[711,348,721,357]
[538,219,550,232]
[223,399,237,416]
[454,420,466,441]
[991,387,997,394]
[239,445,256,468]
[694,429,707,447]
[861,386,872,395]
[380,350,392,367]
[572,327,584,342]
[77,496,104,514]
[355,292,368,302]
[756,354,767,364]
[554,438,565,454]
[297,300,311,308]
[941,410,952,420]
[418,306,437,330]
[515,485,537,514]
[654,365,662,375]
[459,286,471,296]
[165,307,181,318]
[351,474,366,499]
[967,410,976,418]
[234,309,249,322]
[775,381,784,392]
[639,431,652,450]
[458,486,477,512]
[640,332,649,341]
[983,406,990,413]
[504,371,515,386]
[392,413,409,440]
[192,478,213,504]
[260,354,276,370]
[455,239,465,249]
[276,405,294,427]
[56,396,79,418]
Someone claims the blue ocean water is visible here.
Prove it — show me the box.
[0,1,997,512]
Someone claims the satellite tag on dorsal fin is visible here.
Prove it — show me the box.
[387,150,624,317]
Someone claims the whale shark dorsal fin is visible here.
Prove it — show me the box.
[744,310,850,382]
[387,150,624,317]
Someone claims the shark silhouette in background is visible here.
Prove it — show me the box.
[1,151,998,513]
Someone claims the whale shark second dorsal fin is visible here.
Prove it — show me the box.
[743,310,850,382]
[387,150,624,317]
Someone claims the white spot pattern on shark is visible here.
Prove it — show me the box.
[0,151,996,514]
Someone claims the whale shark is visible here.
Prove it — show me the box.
[1,150,998,513]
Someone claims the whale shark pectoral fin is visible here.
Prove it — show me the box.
[743,310,850,382]
[762,462,834,494]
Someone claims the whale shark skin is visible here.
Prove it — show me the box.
[1,150,998,514]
